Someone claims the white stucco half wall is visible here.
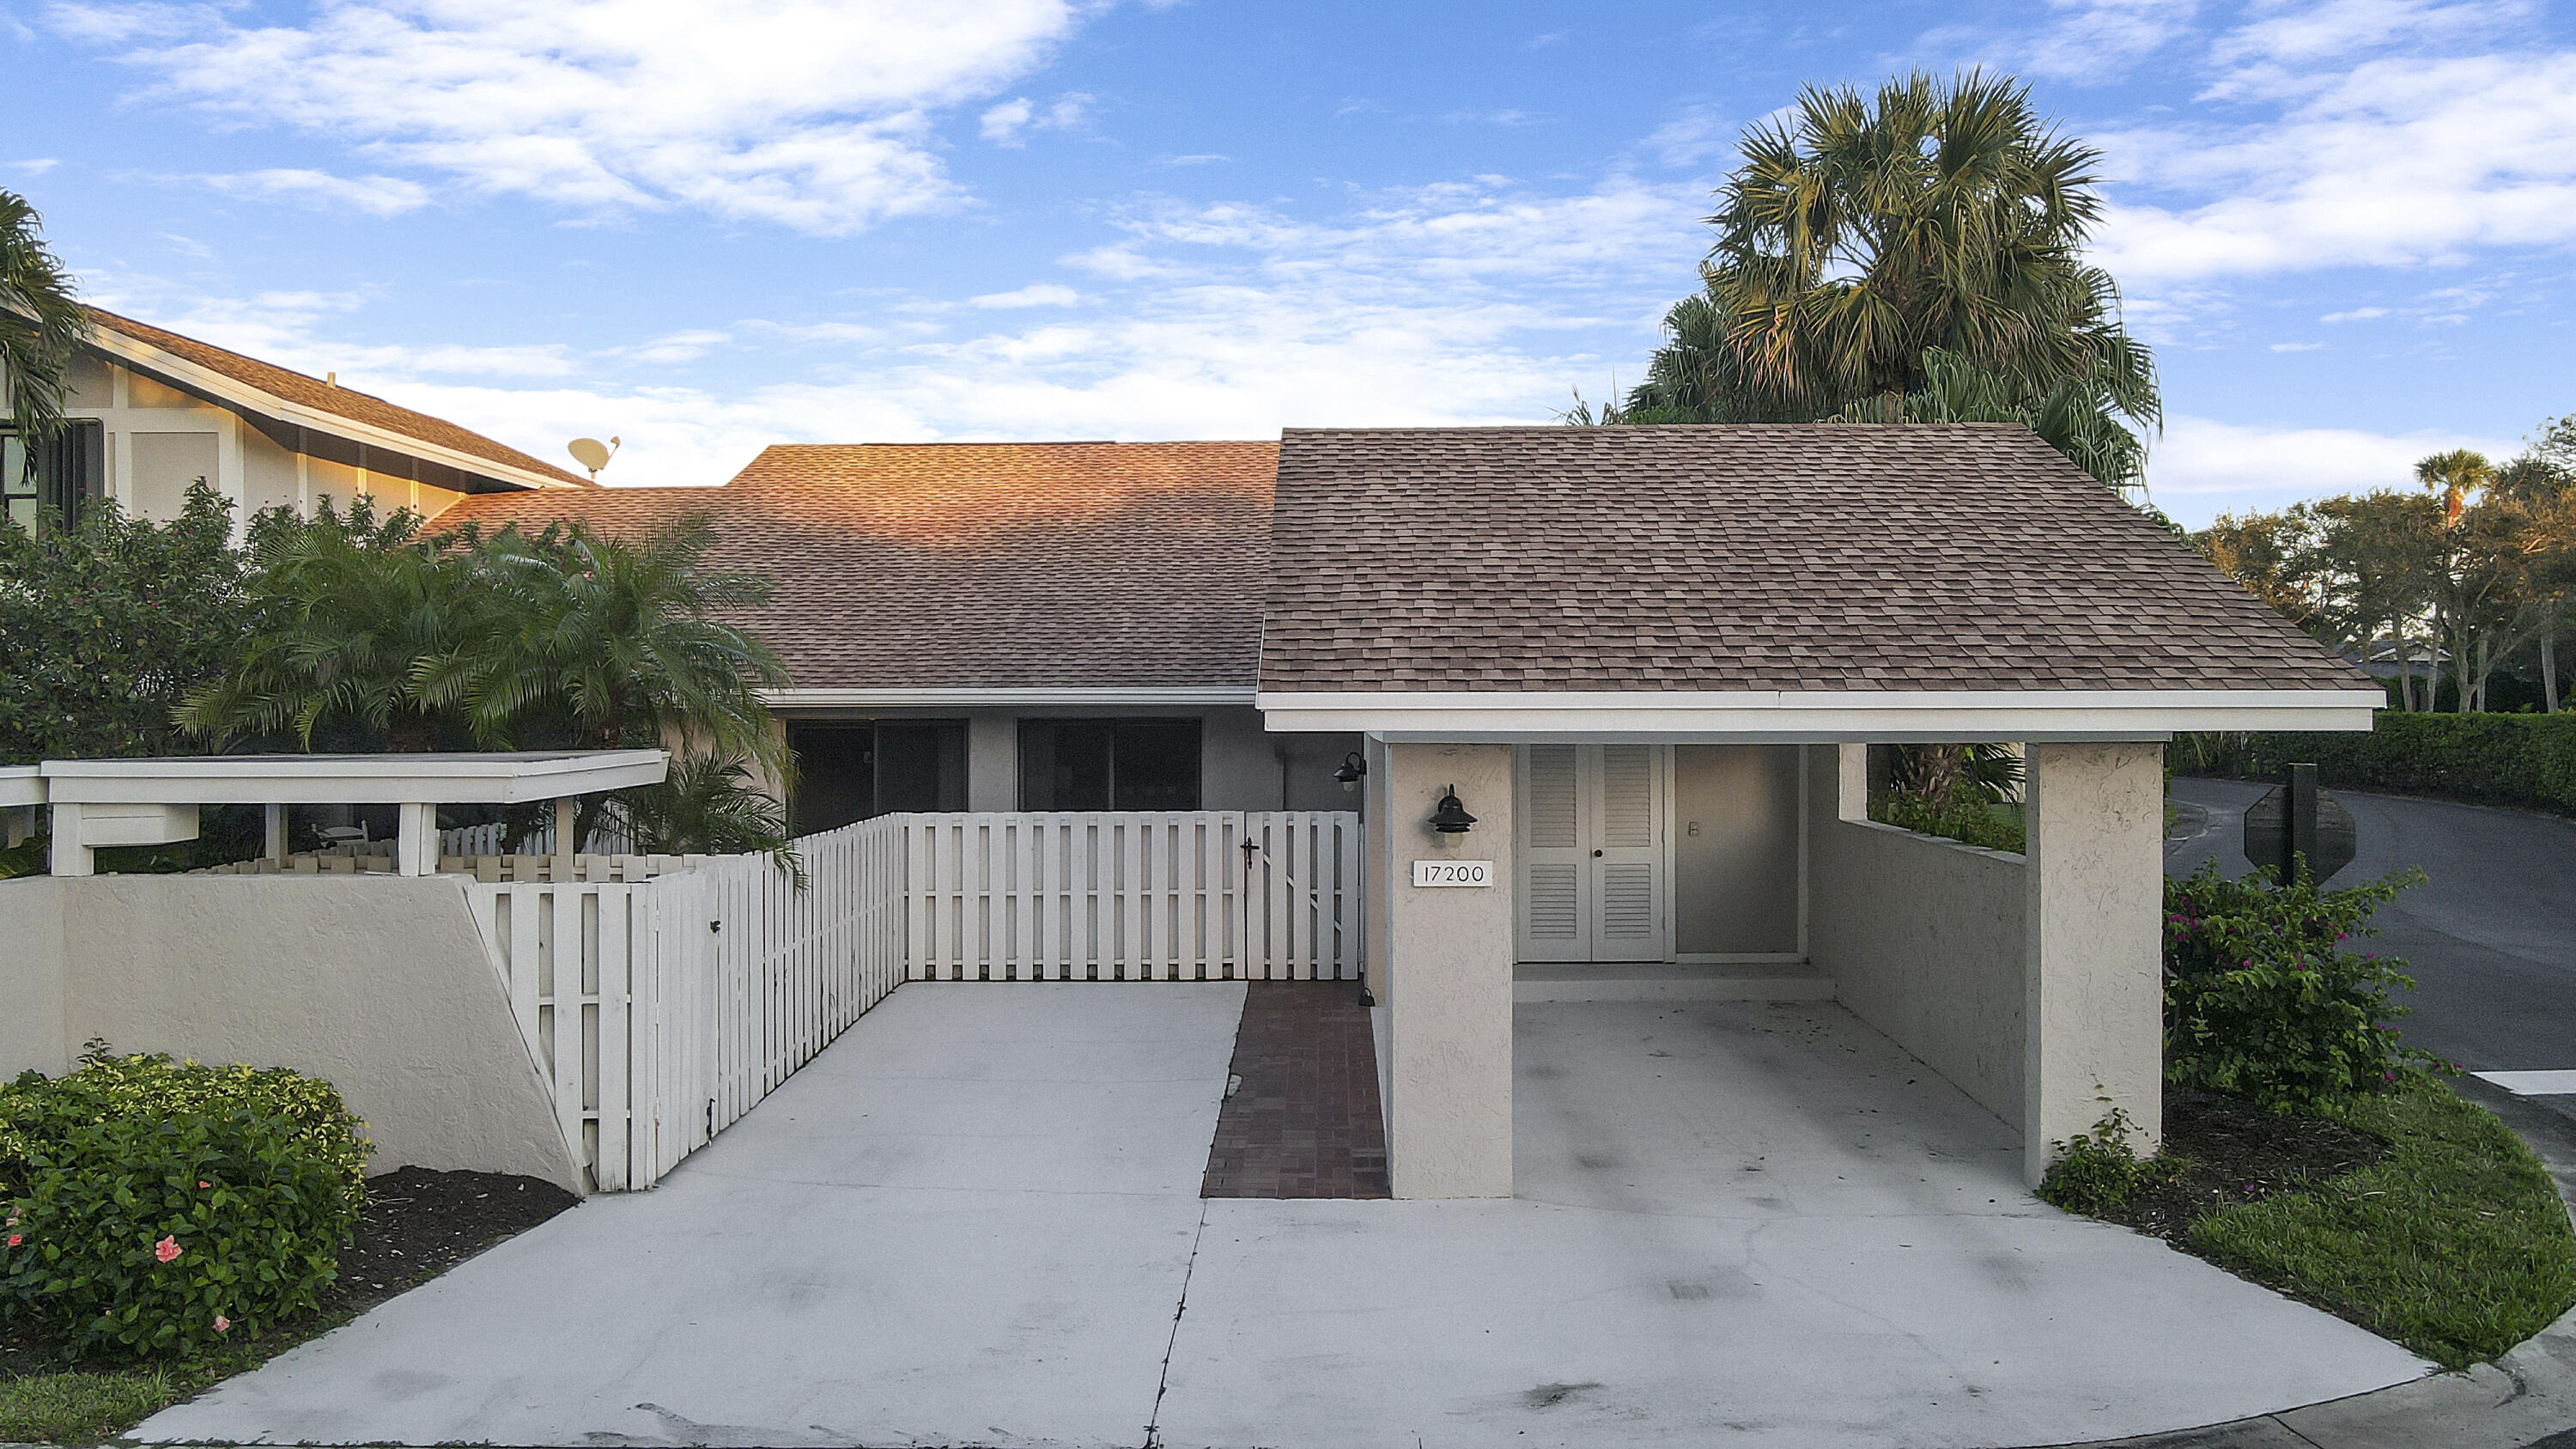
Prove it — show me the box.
[0,874,581,1193]
[1804,746,2029,1129]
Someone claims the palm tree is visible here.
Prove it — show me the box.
[177,501,466,752]
[1611,71,2159,484]
[2415,448,2492,529]
[0,190,88,447]
[423,517,790,770]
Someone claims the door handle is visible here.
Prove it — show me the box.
[1592,849,1603,857]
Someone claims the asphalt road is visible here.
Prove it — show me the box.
[2167,776,2576,1124]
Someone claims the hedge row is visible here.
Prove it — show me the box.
[2175,712,2576,814]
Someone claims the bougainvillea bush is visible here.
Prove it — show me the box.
[0,1050,368,1358]
[2164,861,2443,1111]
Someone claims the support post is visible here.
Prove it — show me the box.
[264,803,288,864]
[395,801,437,877]
[48,802,93,878]
[1378,741,1516,1199]
[2022,740,2165,1187]
[554,796,577,877]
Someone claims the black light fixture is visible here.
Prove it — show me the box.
[1333,751,1368,792]
[1428,784,1478,835]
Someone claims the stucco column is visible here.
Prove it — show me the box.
[1379,741,1516,1199]
[2022,740,2164,1187]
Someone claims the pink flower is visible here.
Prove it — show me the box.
[154,1235,182,1263]
[197,1180,210,1189]
[212,1314,231,1333]
[6,1234,20,1248]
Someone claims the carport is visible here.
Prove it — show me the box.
[1256,425,2380,1194]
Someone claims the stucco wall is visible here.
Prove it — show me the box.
[0,874,581,1192]
[1804,745,2028,1129]
[0,877,70,1078]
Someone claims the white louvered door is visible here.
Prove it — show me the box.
[1591,745,1666,961]
[1516,745,1669,963]
[1517,745,1588,962]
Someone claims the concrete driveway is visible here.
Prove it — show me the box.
[139,984,2428,1449]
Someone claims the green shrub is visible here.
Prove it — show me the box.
[2174,712,2576,814]
[1874,781,2027,853]
[0,1045,369,1202]
[2037,1105,2182,1215]
[1,1107,362,1357]
[2165,861,2442,1111]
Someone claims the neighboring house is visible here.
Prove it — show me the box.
[1,309,589,532]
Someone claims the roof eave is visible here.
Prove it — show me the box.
[1253,687,2385,742]
[84,326,585,494]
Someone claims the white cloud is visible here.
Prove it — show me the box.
[1151,154,1229,167]
[2269,340,2324,350]
[979,91,1092,147]
[2147,412,2518,522]
[195,167,431,216]
[2321,306,2388,321]
[2093,52,2576,281]
[1643,105,1734,167]
[1917,0,2202,84]
[52,0,1096,234]
[11,158,62,174]
[2209,0,2527,76]
[118,174,1711,487]
[969,283,1082,308]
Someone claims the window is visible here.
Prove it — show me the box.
[1018,718,1202,811]
[785,720,967,832]
[1,420,103,529]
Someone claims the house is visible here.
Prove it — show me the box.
[446,422,2377,1196]
[7,316,2379,1201]
[2,308,588,532]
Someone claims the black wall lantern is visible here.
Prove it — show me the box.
[1333,751,1368,792]
[1428,785,1478,835]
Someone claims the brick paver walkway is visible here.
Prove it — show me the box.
[1200,981,1389,1198]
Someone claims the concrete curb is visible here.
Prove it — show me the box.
[2047,1078,2576,1449]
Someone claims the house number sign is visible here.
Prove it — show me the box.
[1411,859,1494,887]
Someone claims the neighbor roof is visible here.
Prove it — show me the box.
[86,309,592,490]
[1259,425,2369,695]
[440,441,1279,691]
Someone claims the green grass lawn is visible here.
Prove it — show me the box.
[1,1296,385,1445]
[2186,1082,2576,1370]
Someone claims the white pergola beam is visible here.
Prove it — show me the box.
[34,751,667,878]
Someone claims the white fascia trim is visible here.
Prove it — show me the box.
[87,330,580,494]
[1254,688,2384,741]
[0,764,43,808]
[763,687,1258,709]
[39,749,667,806]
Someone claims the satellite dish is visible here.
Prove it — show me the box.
[568,435,622,479]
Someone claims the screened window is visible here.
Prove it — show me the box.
[1,420,103,529]
[1018,718,1202,811]
[785,720,967,833]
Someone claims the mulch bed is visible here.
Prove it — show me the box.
[1203,980,1390,1198]
[1,1166,576,1378]
[2097,1087,2388,1242]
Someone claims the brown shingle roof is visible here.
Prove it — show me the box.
[1260,425,2368,694]
[88,308,591,488]
[440,441,1279,691]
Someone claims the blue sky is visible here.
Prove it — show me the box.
[6,0,2572,524]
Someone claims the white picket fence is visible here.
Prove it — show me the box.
[465,809,1359,1191]
[905,811,1363,982]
